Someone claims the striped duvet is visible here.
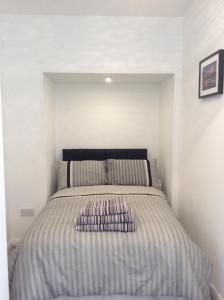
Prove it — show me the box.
[10,186,212,300]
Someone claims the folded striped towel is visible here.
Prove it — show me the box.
[76,212,135,225]
[76,197,137,232]
[76,222,136,232]
[80,197,129,216]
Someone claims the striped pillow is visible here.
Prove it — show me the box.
[57,160,107,191]
[107,159,152,186]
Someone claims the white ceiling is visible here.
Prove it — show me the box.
[47,73,172,84]
[0,0,192,16]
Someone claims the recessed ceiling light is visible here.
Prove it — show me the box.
[105,76,112,83]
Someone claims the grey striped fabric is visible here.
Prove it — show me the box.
[10,186,212,300]
[107,160,151,186]
[76,197,136,232]
[49,296,187,300]
[80,198,129,216]
[76,223,136,232]
[57,160,107,190]
[76,213,135,225]
[8,247,18,291]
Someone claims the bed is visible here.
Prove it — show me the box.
[9,149,212,300]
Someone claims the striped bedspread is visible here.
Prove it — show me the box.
[10,186,212,300]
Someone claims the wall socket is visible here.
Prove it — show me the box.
[20,208,34,217]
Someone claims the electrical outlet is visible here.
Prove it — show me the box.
[20,208,34,217]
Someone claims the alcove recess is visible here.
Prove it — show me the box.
[43,73,174,203]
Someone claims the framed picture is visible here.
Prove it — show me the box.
[199,49,224,98]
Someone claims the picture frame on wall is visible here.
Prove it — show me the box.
[199,49,224,98]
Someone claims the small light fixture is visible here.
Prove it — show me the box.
[105,76,112,83]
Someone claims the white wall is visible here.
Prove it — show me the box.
[159,76,174,204]
[54,82,160,161]
[0,15,182,239]
[0,65,9,298]
[44,75,56,198]
[179,0,224,296]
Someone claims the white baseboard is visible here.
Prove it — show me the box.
[210,284,224,300]
[7,238,20,253]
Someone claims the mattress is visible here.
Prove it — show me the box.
[10,185,212,300]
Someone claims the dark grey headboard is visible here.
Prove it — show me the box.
[63,149,147,161]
